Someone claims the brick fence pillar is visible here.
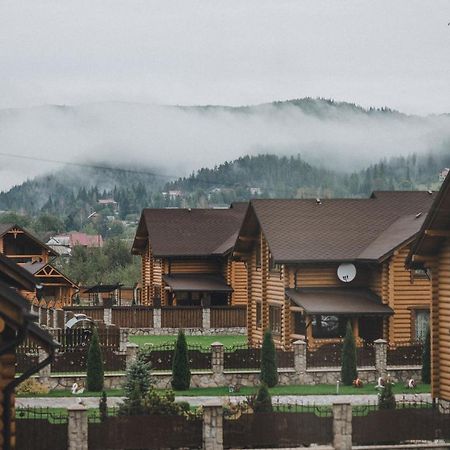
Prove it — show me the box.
[103,307,112,326]
[119,329,129,352]
[126,342,139,369]
[203,400,223,450]
[333,402,352,450]
[202,307,211,329]
[38,348,51,382]
[293,339,307,383]
[153,307,161,329]
[47,308,53,328]
[374,338,388,378]
[68,403,88,450]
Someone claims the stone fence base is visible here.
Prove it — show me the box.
[126,327,246,336]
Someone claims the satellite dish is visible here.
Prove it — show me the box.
[337,263,356,283]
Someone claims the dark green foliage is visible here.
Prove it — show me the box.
[99,391,108,422]
[341,322,357,386]
[86,328,104,392]
[422,327,431,384]
[118,381,146,416]
[260,329,278,387]
[379,379,396,410]
[254,383,273,413]
[171,330,191,391]
[123,352,152,399]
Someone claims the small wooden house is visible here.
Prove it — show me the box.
[132,204,248,307]
[408,175,450,404]
[0,257,57,449]
[0,224,78,306]
[233,192,435,349]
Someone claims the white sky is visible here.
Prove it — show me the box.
[1,0,449,114]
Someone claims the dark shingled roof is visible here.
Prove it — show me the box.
[163,274,233,293]
[0,252,36,291]
[132,203,248,257]
[235,191,435,263]
[408,174,450,266]
[286,288,393,316]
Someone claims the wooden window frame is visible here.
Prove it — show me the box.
[255,240,261,269]
[269,305,282,336]
[409,306,430,342]
[255,301,262,329]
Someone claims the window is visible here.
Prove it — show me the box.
[269,305,282,335]
[312,315,348,339]
[414,309,429,342]
[256,302,262,328]
[293,311,305,335]
[412,269,429,281]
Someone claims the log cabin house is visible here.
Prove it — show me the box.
[0,256,57,449]
[233,192,436,349]
[408,175,450,404]
[0,224,78,306]
[132,204,248,307]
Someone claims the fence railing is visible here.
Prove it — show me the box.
[387,340,423,366]
[306,342,376,368]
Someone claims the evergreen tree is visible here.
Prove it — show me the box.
[260,329,278,387]
[123,353,152,398]
[422,327,431,384]
[86,328,104,391]
[378,378,396,409]
[253,383,273,413]
[99,391,108,422]
[171,330,191,390]
[341,321,357,386]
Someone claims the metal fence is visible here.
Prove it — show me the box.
[387,340,423,366]
[306,342,375,368]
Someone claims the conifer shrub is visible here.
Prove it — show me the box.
[260,329,278,387]
[99,391,108,422]
[171,330,191,390]
[254,383,273,413]
[341,321,357,386]
[378,378,396,409]
[86,328,104,391]
[421,327,431,384]
[123,351,152,398]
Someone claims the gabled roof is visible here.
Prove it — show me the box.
[0,252,36,291]
[21,261,78,287]
[234,191,435,264]
[163,273,233,293]
[0,223,58,257]
[407,174,450,266]
[132,203,248,257]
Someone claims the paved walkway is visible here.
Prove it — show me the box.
[16,393,431,409]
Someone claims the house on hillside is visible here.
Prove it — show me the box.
[132,204,248,307]
[48,232,103,253]
[233,192,435,349]
[0,224,78,306]
[408,175,450,405]
[0,256,57,448]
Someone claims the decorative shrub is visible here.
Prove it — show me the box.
[379,378,396,409]
[422,327,431,384]
[123,351,152,398]
[99,391,108,422]
[16,378,49,395]
[171,330,191,390]
[254,383,273,413]
[341,321,357,386]
[86,327,104,392]
[260,329,278,387]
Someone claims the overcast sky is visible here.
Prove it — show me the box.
[1,0,449,114]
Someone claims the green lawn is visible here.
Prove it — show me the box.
[17,383,430,398]
[129,334,247,348]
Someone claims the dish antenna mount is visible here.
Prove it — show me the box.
[337,263,356,283]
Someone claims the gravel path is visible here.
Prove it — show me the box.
[16,393,431,409]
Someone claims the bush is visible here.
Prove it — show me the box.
[86,328,104,391]
[341,321,357,386]
[254,383,273,413]
[99,391,108,422]
[16,378,49,395]
[123,352,152,398]
[260,329,278,387]
[379,378,396,410]
[422,327,431,384]
[171,330,191,391]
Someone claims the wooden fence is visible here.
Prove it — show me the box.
[210,306,246,328]
[161,306,203,328]
[64,306,104,321]
[111,306,153,328]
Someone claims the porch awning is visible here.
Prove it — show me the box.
[286,288,393,316]
[163,274,233,293]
